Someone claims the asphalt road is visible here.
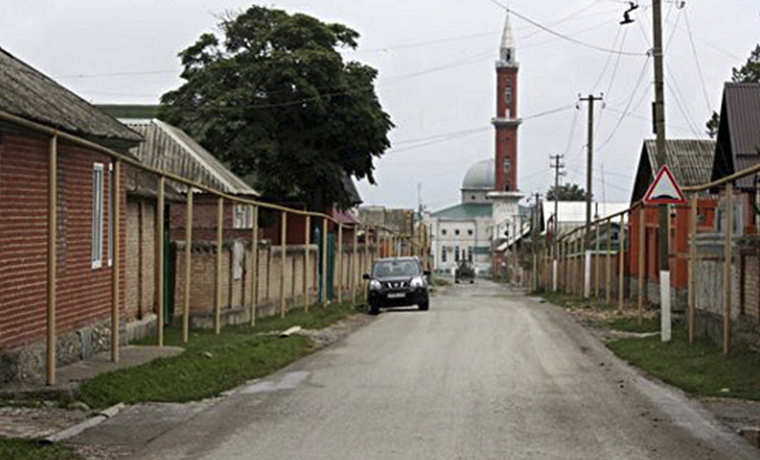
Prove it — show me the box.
[73,280,760,459]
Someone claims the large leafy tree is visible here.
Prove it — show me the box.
[160,6,393,211]
[706,44,760,137]
[546,183,586,201]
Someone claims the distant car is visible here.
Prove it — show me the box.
[363,257,430,315]
[455,261,475,284]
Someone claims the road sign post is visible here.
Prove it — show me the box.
[644,164,686,342]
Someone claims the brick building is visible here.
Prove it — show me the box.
[0,47,143,383]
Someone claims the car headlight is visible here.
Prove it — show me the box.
[369,280,382,290]
[410,276,425,288]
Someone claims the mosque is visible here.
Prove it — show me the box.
[428,14,526,276]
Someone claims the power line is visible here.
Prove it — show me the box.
[683,9,713,115]
[484,0,645,56]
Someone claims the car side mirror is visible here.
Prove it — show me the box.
[363,273,371,280]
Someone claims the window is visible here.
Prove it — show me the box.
[107,163,114,266]
[468,247,473,262]
[455,246,460,262]
[503,157,511,173]
[92,164,104,269]
[468,229,473,236]
[233,204,254,229]
[442,229,447,236]
[441,246,447,262]
[455,229,460,236]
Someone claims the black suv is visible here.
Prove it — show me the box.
[363,257,430,315]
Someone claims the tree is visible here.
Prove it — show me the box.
[546,183,586,201]
[706,44,760,138]
[159,6,393,211]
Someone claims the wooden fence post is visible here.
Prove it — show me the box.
[618,212,626,310]
[215,197,223,334]
[606,218,612,305]
[183,187,193,343]
[156,176,165,345]
[638,205,646,324]
[281,211,287,318]
[111,160,121,362]
[47,135,58,385]
[338,223,343,304]
[689,194,697,344]
[724,184,733,354]
[250,206,259,326]
[322,218,328,307]
[595,222,601,298]
[352,228,358,304]
[304,215,311,312]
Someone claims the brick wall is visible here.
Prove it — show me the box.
[0,132,126,352]
[125,199,156,321]
[173,241,371,326]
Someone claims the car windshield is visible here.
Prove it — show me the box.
[373,260,421,277]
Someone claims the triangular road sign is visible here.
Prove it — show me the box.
[643,164,686,205]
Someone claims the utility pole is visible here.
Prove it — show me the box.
[652,0,671,342]
[532,193,541,291]
[579,94,603,228]
[550,155,565,291]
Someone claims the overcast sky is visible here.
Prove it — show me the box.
[1,1,758,211]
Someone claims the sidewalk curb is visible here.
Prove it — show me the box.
[41,402,125,444]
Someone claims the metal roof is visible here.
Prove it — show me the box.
[0,47,142,148]
[123,119,257,195]
[632,139,715,202]
[432,203,492,220]
[724,83,760,155]
[711,83,760,189]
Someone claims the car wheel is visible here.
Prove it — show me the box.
[369,304,380,315]
[418,302,429,311]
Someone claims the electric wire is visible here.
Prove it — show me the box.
[683,9,713,116]
[484,0,645,56]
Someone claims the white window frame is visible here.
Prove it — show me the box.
[233,204,254,229]
[92,163,104,269]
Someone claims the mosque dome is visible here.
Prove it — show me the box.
[461,159,495,190]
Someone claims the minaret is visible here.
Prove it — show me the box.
[492,13,521,193]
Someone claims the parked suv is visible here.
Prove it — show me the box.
[455,260,475,284]
[363,257,430,315]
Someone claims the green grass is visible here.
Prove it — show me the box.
[541,292,603,310]
[608,329,760,400]
[606,316,660,333]
[0,437,82,460]
[78,303,363,409]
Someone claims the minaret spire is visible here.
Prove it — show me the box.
[499,13,516,66]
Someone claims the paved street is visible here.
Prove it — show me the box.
[71,281,760,459]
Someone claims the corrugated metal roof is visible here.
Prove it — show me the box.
[0,47,142,147]
[123,119,257,195]
[710,83,760,189]
[644,139,716,186]
[724,83,760,155]
[632,139,715,201]
[432,203,492,219]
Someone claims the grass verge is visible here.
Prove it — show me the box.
[0,437,82,460]
[77,302,364,410]
[608,329,760,400]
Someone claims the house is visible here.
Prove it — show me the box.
[629,139,717,309]
[698,82,760,348]
[710,82,760,235]
[0,47,143,383]
[120,119,271,326]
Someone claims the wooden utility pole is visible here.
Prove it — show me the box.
[579,95,603,227]
[550,154,565,291]
[653,0,671,342]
